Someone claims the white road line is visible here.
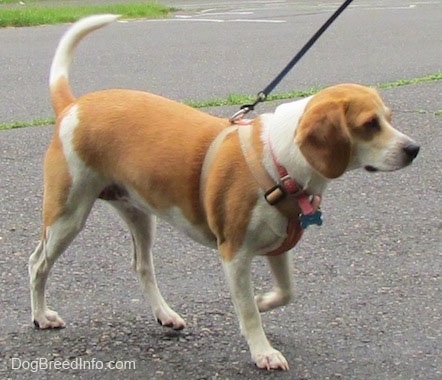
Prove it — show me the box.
[230,19,285,23]
[174,5,286,24]
[173,17,285,23]
[196,11,254,16]
[174,14,285,23]
[174,18,225,23]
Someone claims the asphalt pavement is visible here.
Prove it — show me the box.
[0,1,441,379]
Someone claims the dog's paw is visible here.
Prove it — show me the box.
[33,309,66,329]
[253,348,289,371]
[255,289,291,313]
[155,307,186,331]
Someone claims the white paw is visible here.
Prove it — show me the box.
[155,307,186,330]
[255,289,291,313]
[33,309,66,329]
[253,348,289,371]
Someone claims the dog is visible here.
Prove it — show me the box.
[29,15,420,370]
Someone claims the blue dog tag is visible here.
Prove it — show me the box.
[300,210,323,229]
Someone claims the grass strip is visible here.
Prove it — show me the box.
[0,2,173,28]
[187,72,441,108]
[376,72,442,89]
[186,87,321,108]
[0,117,54,130]
[1,72,441,131]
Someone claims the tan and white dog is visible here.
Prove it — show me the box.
[29,15,420,370]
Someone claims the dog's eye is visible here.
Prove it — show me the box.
[363,117,380,131]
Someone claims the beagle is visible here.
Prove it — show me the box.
[29,15,420,370]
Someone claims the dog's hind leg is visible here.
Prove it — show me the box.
[29,186,97,329]
[107,200,186,330]
[30,207,93,329]
[29,132,101,329]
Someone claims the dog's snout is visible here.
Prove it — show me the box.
[403,142,420,160]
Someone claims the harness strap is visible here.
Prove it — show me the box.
[266,218,303,256]
[238,124,302,220]
[200,126,238,211]
[199,122,310,257]
[237,124,304,256]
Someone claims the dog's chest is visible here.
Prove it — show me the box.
[244,197,292,254]
[159,207,218,249]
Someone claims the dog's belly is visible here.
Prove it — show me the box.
[99,184,218,249]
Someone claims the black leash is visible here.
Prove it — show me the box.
[230,0,355,122]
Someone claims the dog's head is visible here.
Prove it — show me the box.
[295,84,420,179]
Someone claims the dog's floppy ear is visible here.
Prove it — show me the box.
[296,100,351,179]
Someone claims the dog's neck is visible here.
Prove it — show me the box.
[260,96,329,196]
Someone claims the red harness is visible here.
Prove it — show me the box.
[266,218,304,256]
[235,119,322,256]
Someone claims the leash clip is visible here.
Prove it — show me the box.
[229,106,251,123]
[229,92,267,123]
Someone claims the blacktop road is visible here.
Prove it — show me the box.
[0,1,441,379]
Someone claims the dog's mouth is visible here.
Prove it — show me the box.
[364,165,379,172]
[364,160,414,173]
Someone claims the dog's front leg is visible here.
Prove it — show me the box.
[255,252,293,312]
[221,247,289,370]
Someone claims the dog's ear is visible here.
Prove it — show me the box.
[296,100,351,179]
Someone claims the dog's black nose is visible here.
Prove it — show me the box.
[403,142,420,160]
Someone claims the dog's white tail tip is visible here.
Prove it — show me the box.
[49,14,120,87]
[49,14,120,114]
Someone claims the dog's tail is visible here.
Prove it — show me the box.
[50,14,120,116]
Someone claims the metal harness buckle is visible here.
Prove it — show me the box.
[264,184,286,205]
